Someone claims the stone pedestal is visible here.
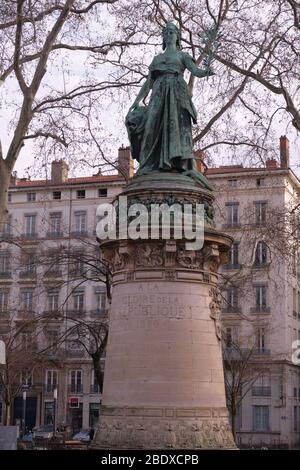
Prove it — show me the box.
[92,173,235,449]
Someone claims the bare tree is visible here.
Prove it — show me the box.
[0,0,142,225]
[223,337,265,441]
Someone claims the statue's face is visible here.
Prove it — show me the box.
[163,26,178,48]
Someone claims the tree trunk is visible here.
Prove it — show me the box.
[0,161,10,226]
[4,401,12,426]
[92,351,104,393]
[231,403,237,442]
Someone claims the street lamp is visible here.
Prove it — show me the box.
[53,388,58,438]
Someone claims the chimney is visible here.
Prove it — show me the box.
[10,171,18,186]
[118,146,134,178]
[280,135,290,168]
[266,158,278,169]
[51,160,69,183]
[194,149,207,173]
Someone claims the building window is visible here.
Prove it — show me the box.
[256,327,267,354]
[45,250,62,277]
[293,289,297,318]
[294,407,300,433]
[228,242,239,267]
[254,285,267,311]
[253,406,269,431]
[89,403,100,428]
[20,289,34,312]
[47,289,59,312]
[44,402,54,425]
[76,190,86,199]
[228,179,238,188]
[224,326,238,348]
[45,370,58,393]
[98,188,108,197]
[0,290,9,312]
[94,288,106,314]
[53,191,61,200]
[21,371,33,387]
[49,212,62,236]
[74,211,87,234]
[70,251,85,276]
[20,332,34,351]
[27,192,36,202]
[252,373,271,396]
[256,178,265,187]
[20,250,36,277]
[254,241,268,267]
[90,370,101,394]
[0,214,12,237]
[254,201,267,224]
[24,214,37,237]
[0,251,11,277]
[69,370,83,393]
[226,287,238,312]
[46,330,59,354]
[72,289,84,312]
[226,203,239,227]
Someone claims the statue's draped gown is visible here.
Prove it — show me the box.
[135,51,198,174]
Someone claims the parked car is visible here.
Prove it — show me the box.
[72,429,91,443]
[33,424,54,439]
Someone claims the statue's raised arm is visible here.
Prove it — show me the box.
[125,22,215,190]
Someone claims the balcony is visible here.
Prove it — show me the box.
[253,348,271,356]
[0,272,11,279]
[71,230,88,237]
[223,347,251,361]
[66,309,86,318]
[44,270,62,278]
[252,386,271,396]
[22,233,37,239]
[223,264,241,270]
[44,383,58,394]
[18,309,35,318]
[90,384,101,394]
[250,306,271,314]
[43,310,64,320]
[222,223,240,229]
[253,262,270,269]
[221,307,240,315]
[66,349,85,358]
[90,308,107,317]
[0,310,9,318]
[19,270,36,279]
[46,231,63,239]
[68,384,83,394]
[0,232,13,240]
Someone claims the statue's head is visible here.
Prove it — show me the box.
[162,22,181,50]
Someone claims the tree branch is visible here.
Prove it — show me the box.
[193,76,248,144]
[14,0,28,94]
[23,132,68,147]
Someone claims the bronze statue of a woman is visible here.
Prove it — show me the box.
[126,22,215,189]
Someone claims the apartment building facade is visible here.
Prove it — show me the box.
[0,148,131,433]
[207,137,300,448]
